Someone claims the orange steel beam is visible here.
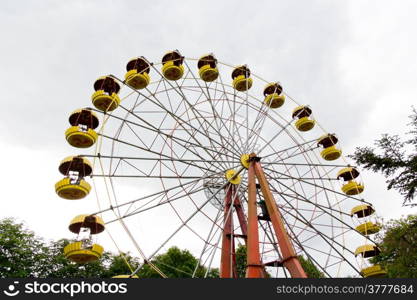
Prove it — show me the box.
[220,185,237,278]
[245,163,264,278]
[253,161,307,278]
[233,186,248,242]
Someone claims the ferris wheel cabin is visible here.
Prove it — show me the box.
[91,76,121,112]
[317,133,342,161]
[65,109,99,148]
[161,50,184,81]
[64,214,105,263]
[198,54,219,82]
[64,241,103,264]
[55,177,91,200]
[292,105,315,131]
[263,82,285,109]
[125,57,151,90]
[69,214,105,235]
[350,204,381,235]
[55,156,92,200]
[360,265,387,278]
[355,244,381,258]
[232,65,252,91]
[350,204,375,218]
[337,167,364,195]
[58,156,92,177]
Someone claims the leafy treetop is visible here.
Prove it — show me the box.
[350,107,417,206]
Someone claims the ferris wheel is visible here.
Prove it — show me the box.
[54,51,387,278]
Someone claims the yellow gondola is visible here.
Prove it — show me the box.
[91,76,121,111]
[69,109,99,129]
[317,134,342,161]
[125,57,151,89]
[350,204,375,218]
[198,54,219,82]
[65,126,98,148]
[263,82,285,109]
[55,178,91,200]
[351,204,379,234]
[354,244,381,258]
[341,181,364,195]
[58,156,93,177]
[162,50,184,81]
[232,65,252,91]
[69,215,105,235]
[292,106,315,131]
[355,222,381,235]
[337,167,360,181]
[65,109,99,148]
[337,167,364,195]
[64,242,103,263]
[360,265,387,278]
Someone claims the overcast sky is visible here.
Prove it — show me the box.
[0,0,416,275]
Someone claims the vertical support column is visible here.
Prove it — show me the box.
[253,161,307,278]
[233,189,248,241]
[220,184,237,278]
[245,163,264,278]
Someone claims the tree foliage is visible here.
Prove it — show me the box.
[0,218,49,277]
[138,246,218,278]
[298,256,325,278]
[0,219,115,278]
[349,108,417,206]
[103,253,140,278]
[371,215,417,278]
[0,218,218,278]
[235,245,247,278]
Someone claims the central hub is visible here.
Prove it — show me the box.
[240,153,259,169]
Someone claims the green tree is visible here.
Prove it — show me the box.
[0,218,133,278]
[0,218,229,278]
[298,256,325,278]
[103,253,140,277]
[0,218,49,277]
[137,246,218,278]
[235,245,247,278]
[349,108,417,206]
[371,215,417,278]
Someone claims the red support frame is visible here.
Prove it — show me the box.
[253,161,307,278]
[220,158,306,278]
[233,188,248,241]
[220,185,237,278]
[245,163,264,277]
[220,184,249,278]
